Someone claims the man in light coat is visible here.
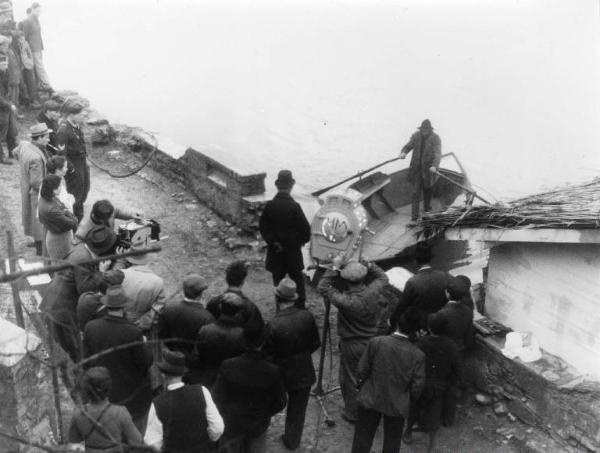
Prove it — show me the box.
[399,119,442,222]
[17,123,50,255]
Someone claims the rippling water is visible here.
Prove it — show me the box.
[15,0,600,200]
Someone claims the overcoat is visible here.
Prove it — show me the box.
[37,196,78,261]
[121,265,166,329]
[83,315,154,420]
[401,131,442,188]
[17,141,47,240]
[19,15,43,52]
[259,191,311,273]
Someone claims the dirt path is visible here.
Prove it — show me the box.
[0,108,532,452]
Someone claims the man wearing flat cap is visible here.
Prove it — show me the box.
[158,273,215,366]
[56,101,89,221]
[399,119,442,223]
[317,260,389,423]
[259,169,311,308]
[16,123,51,255]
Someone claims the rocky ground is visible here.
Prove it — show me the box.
[0,102,574,452]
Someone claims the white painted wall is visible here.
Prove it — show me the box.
[486,243,600,377]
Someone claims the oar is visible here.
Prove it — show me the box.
[431,169,491,205]
[311,157,401,197]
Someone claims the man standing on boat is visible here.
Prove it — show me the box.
[399,119,441,223]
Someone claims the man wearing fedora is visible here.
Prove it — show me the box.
[317,260,389,423]
[73,199,142,246]
[16,122,51,255]
[399,119,442,223]
[120,238,166,331]
[76,269,124,331]
[213,323,287,453]
[40,225,118,362]
[56,101,89,221]
[267,277,321,450]
[144,349,224,452]
[189,292,246,388]
[259,169,311,309]
[83,283,154,435]
[158,273,215,366]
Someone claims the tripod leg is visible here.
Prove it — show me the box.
[313,297,331,396]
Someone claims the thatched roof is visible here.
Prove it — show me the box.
[421,178,600,230]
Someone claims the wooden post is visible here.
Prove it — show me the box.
[313,297,332,396]
[5,231,25,328]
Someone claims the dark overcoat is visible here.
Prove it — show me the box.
[83,315,154,420]
[266,306,321,390]
[56,120,90,208]
[213,351,287,437]
[397,267,450,328]
[435,301,474,351]
[401,131,442,188]
[206,289,263,327]
[259,191,311,273]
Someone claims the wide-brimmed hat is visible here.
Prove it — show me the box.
[157,349,187,376]
[126,239,154,265]
[85,226,117,256]
[418,119,433,130]
[101,285,128,308]
[30,122,52,138]
[275,169,295,190]
[274,276,298,301]
[340,261,368,283]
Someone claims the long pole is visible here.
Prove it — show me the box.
[5,231,25,328]
[311,157,401,197]
[313,297,332,396]
[431,169,492,205]
[0,244,162,283]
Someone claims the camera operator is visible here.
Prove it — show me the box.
[73,199,142,246]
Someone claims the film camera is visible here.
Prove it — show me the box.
[117,219,161,249]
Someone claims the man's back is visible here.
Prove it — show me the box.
[403,268,449,314]
[158,298,215,358]
[268,307,321,390]
[259,192,310,250]
[416,334,460,391]
[121,265,165,326]
[435,302,473,351]
[206,289,263,327]
[213,351,287,436]
[356,334,425,417]
[195,317,245,369]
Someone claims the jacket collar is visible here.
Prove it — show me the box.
[275,306,299,317]
[274,191,293,200]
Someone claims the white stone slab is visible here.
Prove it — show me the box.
[0,317,41,367]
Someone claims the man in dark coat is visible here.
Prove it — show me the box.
[76,269,124,331]
[392,242,449,330]
[259,169,311,308]
[19,2,53,92]
[40,226,117,362]
[206,260,263,327]
[56,101,89,221]
[188,293,246,387]
[399,119,442,222]
[37,100,61,149]
[267,277,320,450]
[213,324,287,453]
[83,284,154,435]
[351,312,425,453]
[317,260,389,422]
[158,273,215,365]
[404,314,460,452]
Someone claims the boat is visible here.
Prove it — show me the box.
[309,152,472,265]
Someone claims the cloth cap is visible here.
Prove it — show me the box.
[101,285,128,308]
[85,226,116,255]
[157,349,187,376]
[30,122,52,138]
[340,261,368,283]
[64,101,84,115]
[419,119,433,130]
[183,273,208,296]
[447,277,469,301]
[275,169,295,190]
[126,238,154,265]
[104,269,125,286]
[274,276,298,301]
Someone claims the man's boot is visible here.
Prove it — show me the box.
[35,240,43,256]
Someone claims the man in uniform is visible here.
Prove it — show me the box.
[399,119,442,223]
[317,260,389,423]
[17,123,51,255]
[56,101,89,221]
[259,170,311,308]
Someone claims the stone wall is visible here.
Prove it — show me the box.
[466,335,600,452]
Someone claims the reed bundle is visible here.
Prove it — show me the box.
[421,178,600,230]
